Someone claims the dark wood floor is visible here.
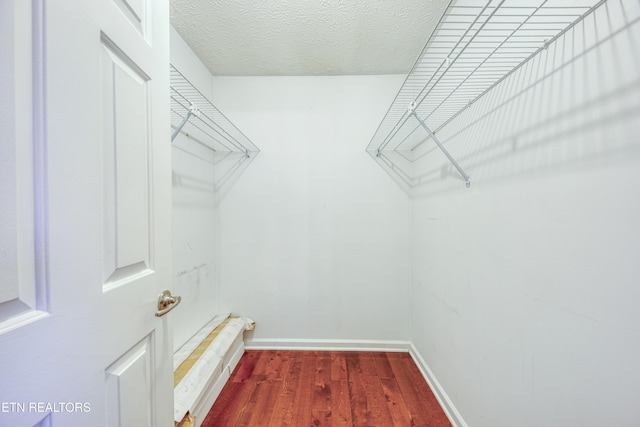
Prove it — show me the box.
[202,350,452,427]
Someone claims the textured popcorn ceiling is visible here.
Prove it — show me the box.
[170,0,449,76]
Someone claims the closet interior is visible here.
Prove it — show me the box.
[169,0,640,425]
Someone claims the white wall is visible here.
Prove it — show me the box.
[411,2,640,426]
[170,27,219,350]
[211,75,412,345]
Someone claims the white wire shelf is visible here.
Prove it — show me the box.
[367,0,605,186]
[170,64,259,156]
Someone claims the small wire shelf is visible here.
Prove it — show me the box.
[367,0,604,186]
[170,64,259,156]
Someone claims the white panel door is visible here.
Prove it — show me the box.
[0,0,173,426]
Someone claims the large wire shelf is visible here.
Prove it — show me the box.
[170,64,259,156]
[367,0,605,186]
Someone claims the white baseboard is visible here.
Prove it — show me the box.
[409,343,468,427]
[245,338,411,352]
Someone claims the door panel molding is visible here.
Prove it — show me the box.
[0,0,49,335]
[112,0,149,41]
[105,333,156,427]
[100,34,154,291]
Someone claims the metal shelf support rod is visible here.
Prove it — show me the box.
[410,103,470,188]
[171,103,199,142]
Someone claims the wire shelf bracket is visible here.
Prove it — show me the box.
[409,102,471,187]
[367,0,605,188]
[170,64,259,157]
[171,102,200,142]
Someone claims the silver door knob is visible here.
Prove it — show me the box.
[155,290,181,317]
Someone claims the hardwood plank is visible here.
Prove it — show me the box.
[234,379,282,427]
[267,355,302,427]
[360,374,394,426]
[253,350,288,380]
[312,352,332,411]
[357,352,378,377]
[388,355,447,427]
[344,353,363,383]
[311,409,333,427]
[230,351,260,383]
[381,377,416,427]
[201,379,257,427]
[250,349,273,376]
[372,353,395,379]
[347,374,370,427]
[271,350,291,380]
[401,357,452,427]
[331,380,354,427]
[330,352,348,381]
[385,351,406,359]
[432,408,453,427]
[288,351,316,426]
[345,353,372,427]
